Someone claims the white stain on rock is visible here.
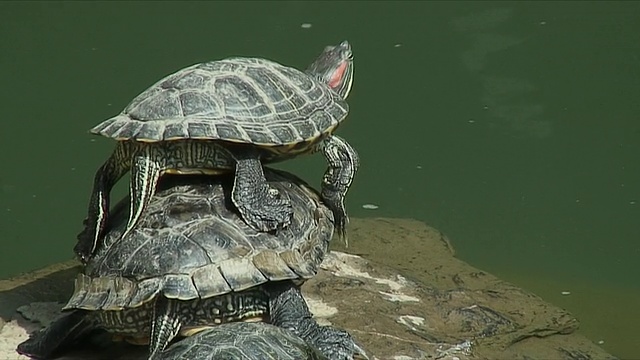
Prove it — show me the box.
[0,320,29,359]
[436,340,473,359]
[379,291,420,302]
[305,296,338,326]
[396,315,426,331]
[322,252,419,304]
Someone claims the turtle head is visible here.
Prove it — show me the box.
[306,40,354,99]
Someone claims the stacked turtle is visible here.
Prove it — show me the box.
[17,42,364,360]
[74,40,358,263]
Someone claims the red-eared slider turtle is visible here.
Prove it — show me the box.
[75,41,358,263]
[18,169,365,360]
[157,322,329,360]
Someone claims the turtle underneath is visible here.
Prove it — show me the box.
[18,168,365,360]
[157,321,330,360]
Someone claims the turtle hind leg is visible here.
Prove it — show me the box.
[16,310,94,360]
[320,135,359,246]
[123,146,164,241]
[75,143,130,263]
[268,282,368,360]
[232,154,293,232]
[149,297,182,360]
[74,163,111,263]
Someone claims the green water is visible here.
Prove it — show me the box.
[1,1,638,358]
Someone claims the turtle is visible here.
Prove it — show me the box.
[18,168,366,360]
[157,322,329,360]
[74,40,359,263]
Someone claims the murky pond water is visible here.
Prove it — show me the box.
[1,2,638,358]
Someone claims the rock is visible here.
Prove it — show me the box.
[0,218,617,360]
[305,251,601,359]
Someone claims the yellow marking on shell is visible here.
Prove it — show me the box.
[113,335,150,346]
[180,315,266,337]
[113,123,340,151]
[111,335,126,343]
[164,168,230,175]
[116,137,159,143]
[181,326,214,337]
[240,316,265,323]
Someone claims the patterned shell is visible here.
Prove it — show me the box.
[90,57,349,146]
[159,322,328,360]
[64,168,333,311]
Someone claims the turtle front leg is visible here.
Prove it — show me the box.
[149,297,182,360]
[75,143,130,263]
[320,135,359,245]
[123,146,164,241]
[268,282,368,360]
[232,153,293,232]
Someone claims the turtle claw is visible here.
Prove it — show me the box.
[311,326,368,360]
[320,134,359,247]
[320,186,350,246]
[235,185,293,232]
[334,216,349,247]
[74,226,96,263]
[232,156,293,232]
[353,343,370,360]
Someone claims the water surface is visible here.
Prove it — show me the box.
[1,2,638,358]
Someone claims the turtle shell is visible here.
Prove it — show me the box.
[160,322,328,360]
[90,57,348,148]
[64,168,333,311]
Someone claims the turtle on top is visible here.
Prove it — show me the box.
[17,169,366,360]
[74,40,359,263]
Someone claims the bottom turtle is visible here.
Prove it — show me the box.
[17,168,366,360]
[158,321,329,360]
[17,284,365,360]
